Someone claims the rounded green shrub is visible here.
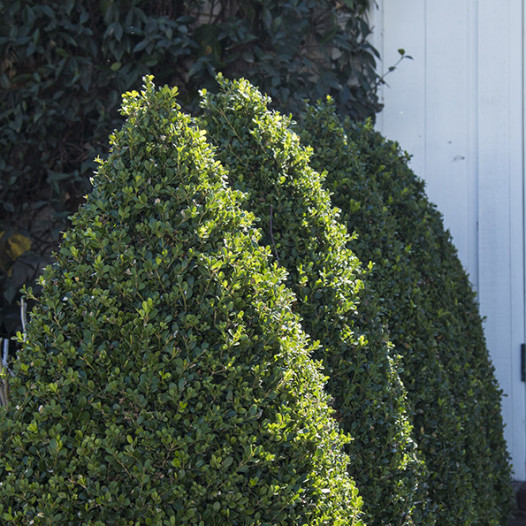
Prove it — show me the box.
[298,100,512,525]
[0,78,363,524]
[199,76,431,525]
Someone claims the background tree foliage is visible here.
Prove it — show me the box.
[0,0,379,340]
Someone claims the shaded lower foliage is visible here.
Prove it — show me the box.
[298,100,513,525]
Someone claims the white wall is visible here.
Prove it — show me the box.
[371,0,526,479]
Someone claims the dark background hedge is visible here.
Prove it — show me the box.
[0,0,380,340]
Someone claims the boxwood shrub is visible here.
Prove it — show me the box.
[298,100,513,525]
[199,76,431,525]
[0,78,363,524]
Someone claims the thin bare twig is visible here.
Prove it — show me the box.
[1,338,9,408]
[20,297,27,337]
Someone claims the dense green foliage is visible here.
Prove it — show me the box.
[298,100,513,525]
[1,66,512,523]
[0,78,364,524]
[0,0,380,340]
[199,76,431,525]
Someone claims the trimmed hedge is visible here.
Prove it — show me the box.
[199,76,431,525]
[1,74,512,524]
[0,78,363,524]
[298,100,512,525]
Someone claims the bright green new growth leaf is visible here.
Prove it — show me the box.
[199,76,430,525]
[0,77,363,524]
[298,100,513,525]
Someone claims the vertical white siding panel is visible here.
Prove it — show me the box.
[374,0,478,282]
[477,0,525,479]
[424,1,476,281]
[374,0,426,178]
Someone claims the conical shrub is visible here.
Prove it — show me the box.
[0,78,363,525]
[298,99,512,525]
[199,76,430,525]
